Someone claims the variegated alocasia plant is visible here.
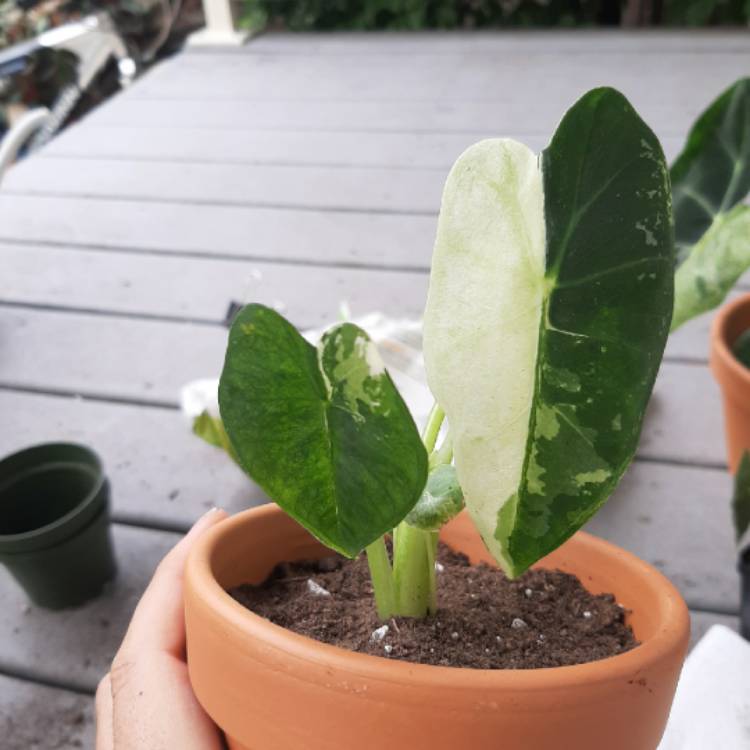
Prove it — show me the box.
[671,78,750,331]
[217,86,673,619]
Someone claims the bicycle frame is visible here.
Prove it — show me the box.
[0,12,137,180]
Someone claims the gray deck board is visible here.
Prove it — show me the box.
[132,52,747,128]
[689,611,739,649]
[0,307,224,404]
[1,31,746,709]
[587,461,737,614]
[77,93,725,136]
[2,157,442,214]
[237,30,750,54]
[0,242,429,323]
[0,524,181,693]
[0,194,437,270]
[40,125,684,169]
[0,674,94,749]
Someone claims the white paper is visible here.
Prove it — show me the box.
[658,625,750,750]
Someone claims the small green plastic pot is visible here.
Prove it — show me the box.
[0,443,117,609]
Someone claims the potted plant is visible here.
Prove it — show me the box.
[669,77,750,333]
[184,87,689,750]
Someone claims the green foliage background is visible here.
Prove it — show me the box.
[241,0,750,30]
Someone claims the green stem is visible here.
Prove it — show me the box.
[430,430,453,469]
[422,403,445,453]
[392,522,437,618]
[425,530,439,615]
[365,536,395,620]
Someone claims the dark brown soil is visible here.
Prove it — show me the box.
[229,543,638,669]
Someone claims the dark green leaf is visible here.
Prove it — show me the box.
[219,304,427,557]
[424,88,674,577]
[733,452,750,544]
[671,77,750,264]
[405,464,464,532]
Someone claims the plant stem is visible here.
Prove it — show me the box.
[365,401,447,620]
[365,536,395,620]
[422,403,445,453]
[430,430,453,469]
[425,530,439,614]
[392,521,438,617]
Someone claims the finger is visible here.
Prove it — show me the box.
[117,508,228,660]
[95,673,114,750]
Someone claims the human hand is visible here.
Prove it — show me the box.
[96,508,228,749]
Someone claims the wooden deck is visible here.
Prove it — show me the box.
[1,30,749,745]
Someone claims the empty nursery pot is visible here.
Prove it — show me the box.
[710,293,750,473]
[0,443,116,609]
[185,505,690,750]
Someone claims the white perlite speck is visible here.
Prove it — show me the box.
[511,618,527,629]
[370,625,389,642]
[583,611,592,619]
[306,579,331,597]
[524,588,533,598]
[383,644,393,654]
[435,562,445,572]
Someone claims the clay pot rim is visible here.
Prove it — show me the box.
[710,292,750,389]
[187,504,688,690]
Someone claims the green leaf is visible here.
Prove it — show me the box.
[672,205,750,331]
[671,78,750,265]
[423,88,673,577]
[219,304,428,557]
[733,452,750,545]
[192,411,239,463]
[405,464,464,532]
[733,328,750,370]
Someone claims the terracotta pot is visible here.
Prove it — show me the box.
[185,505,689,750]
[710,292,750,473]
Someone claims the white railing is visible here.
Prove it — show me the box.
[189,0,249,46]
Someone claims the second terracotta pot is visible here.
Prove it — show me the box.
[710,292,750,473]
[185,505,688,750]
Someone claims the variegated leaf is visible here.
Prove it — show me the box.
[673,205,750,331]
[405,464,464,532]
[219,304,427,557]
[423,88,673,577]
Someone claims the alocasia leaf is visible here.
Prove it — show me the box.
[733,452,750,546]
[670,78,750,330]
[219,304,427,557]
[423,88,674,577]
[405,464,464,532]
[671,77,750,263]
[672,204,750,330]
